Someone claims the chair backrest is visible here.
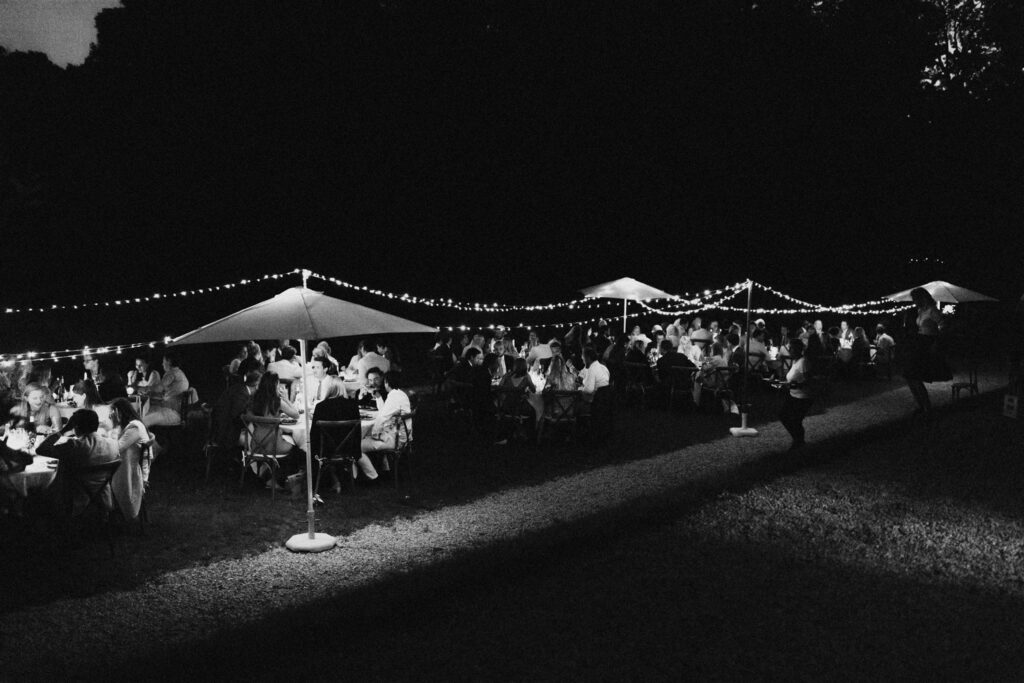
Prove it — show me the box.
[67,459,122,514]
[664,365,697,389]
[492,386,529,418]
[623,362,651,384]
[240,415,284,455]
[544,390,580,422]
[314,419,361,461]
[391,409,415,449]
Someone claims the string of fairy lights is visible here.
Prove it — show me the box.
[0,269,921,361]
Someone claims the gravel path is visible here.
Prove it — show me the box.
[0,377,1003,678]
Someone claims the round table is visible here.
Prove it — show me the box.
[0,455,59,498]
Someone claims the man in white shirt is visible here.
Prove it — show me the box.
[578,348,610,416]
[488,325,517,356]
[461,332,486,358]
[873,324,895,363]
[356,339,390,384]
[299,357,331,411]
[266,345,303,383]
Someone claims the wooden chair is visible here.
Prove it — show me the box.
[621,361,654,409]
[372,410,416,489]
[951,364,979,400]
[537,390,581,445]
[239,415,289,500]
[149,388,199,457]
[579,385,614,442]
[492,385,534,443]
[62,460,122,556]
[445,380,479,433]
[664,365,699,411]
[312,419,363,495]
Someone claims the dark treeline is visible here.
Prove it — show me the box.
[1,0,1022,350]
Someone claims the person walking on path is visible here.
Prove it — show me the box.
[904,287,952,415]
[778,338,813,450]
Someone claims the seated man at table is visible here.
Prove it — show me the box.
[266,345,303,385]
[358,367,385,409]
[355,339,389,384]
[361,372,412,475]
[873,324,895,364]
[36,409,120,513]
[213,370,261,449]
[578,348,610,416]
[142,351,190,428]
[310,378,377,487]
[298,357,332,411]
[655,339,696,404]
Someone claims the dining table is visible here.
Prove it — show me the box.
[0,446,59,499]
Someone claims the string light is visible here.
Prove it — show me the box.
[0,269,926,360]
[1,271,297,314]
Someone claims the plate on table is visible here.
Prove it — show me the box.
[280,417,298,425]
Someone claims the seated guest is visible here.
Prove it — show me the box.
[500,357,537,394]
[678,337,703,365]
[15,382,62,435]
[579,347,611,404]
[544,356,577,392]
[483,353,503,383]
[850,326,871,364]
[825,327,842,354]
[213,369,261,449]
[874,324,896,364]
[36,409,120,514]
[355,339,389,384]
[298,357,333,410]
[656,339,697,375]
[839,320,853,344]
[460,332,487,359]
[525,336,552,369]
[236,341,265,380]
[522,330,542,357]
[247,371,303,490]
[777,325,792,355]
[456,347,493,418]
[491,339,515,377]
[430,331,458,373]
[108,398,154,514]
[360,372,412,475]
[314,341,341,375]
[377,339,401,373]
[71,379,105,410]
[488,325,517,356]
[142,351,190,428]
[745,329,770,370]
[311,378,377,488]
[624,337,648,364]
[95,357,128,403]
[227,345,249,376]
[358,367,385,408]
[603,333,629,384]
[128,354,161,394]
[267,344,303,383]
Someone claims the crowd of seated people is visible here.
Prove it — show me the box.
[428,312,900,423]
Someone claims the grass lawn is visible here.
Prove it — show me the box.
[3,367,1024,678]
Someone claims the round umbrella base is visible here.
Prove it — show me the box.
[729,427,759,437]
[285,532,337,553]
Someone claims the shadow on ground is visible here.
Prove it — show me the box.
[97,450,1024,681]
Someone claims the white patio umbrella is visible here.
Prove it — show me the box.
[885,280,998,304]
[170,284,436,552]
[579,277,677,333]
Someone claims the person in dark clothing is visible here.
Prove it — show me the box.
[213,370,261,448]
[309,379,377,489]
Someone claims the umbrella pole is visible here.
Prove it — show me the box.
[285,338,337,552]
[730,279,758,438]
[623,299,628,334]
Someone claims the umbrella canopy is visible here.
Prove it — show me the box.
[884,280,998,305]
[170,286,436,345]
[580,277,676,333]
[169,286,435,552]
[579,277,675,302]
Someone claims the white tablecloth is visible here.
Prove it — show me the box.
[0,455,58,498]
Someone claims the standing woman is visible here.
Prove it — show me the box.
[778,338,813,450]
[904,287,952,414]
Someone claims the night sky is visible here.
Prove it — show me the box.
[1,0,1022,352]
